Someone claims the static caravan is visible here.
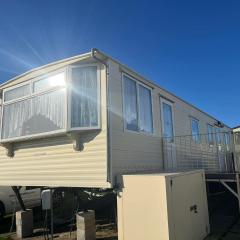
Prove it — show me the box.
[0,49,234,189]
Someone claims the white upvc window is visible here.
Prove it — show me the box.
[1,70,67,141]
[191,118,200,143]
[69,65,101,130]
[0,65,101,142]
[160,98,174,142]
[207,124,215,144]
[122,74,153,134]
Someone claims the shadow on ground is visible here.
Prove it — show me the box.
[206,182,240,240]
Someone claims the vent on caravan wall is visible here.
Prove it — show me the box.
[214,121,224,128]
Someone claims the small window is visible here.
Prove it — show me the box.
[123,74,153,134]
[123,76,138,131]
[33,72,65,93]
[191,118,200,143]
[161,99,174,142]
[4,84,30,102]
[138,85,153,133]
[215,128,222,145]
[207,124,214,144]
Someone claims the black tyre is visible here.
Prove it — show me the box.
[0,202,5,223]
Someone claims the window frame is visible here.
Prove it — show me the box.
[190,117,200,143]
[122,72,154,135]
[0,68,68,143]
[160,97,175,142]
[67,64,101,132]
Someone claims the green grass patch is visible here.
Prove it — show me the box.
[0,237,12,240]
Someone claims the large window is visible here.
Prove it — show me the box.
[123,74,153,134]
[191,118,200,143]
[1,65,100,142]
[2,72,66,140]
[161,98,174,142]
[71,66,99,129]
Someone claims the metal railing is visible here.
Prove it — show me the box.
[163,132,235,173]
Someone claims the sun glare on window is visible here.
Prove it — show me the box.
[33,72,65,93]
[48,73,65,87]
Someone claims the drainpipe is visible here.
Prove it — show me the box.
[91,48,112,183]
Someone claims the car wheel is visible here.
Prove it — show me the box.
[0,202,5,223]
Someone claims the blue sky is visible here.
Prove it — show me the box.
[0,0,239,127]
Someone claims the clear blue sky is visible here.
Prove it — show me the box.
[0,0,239,127]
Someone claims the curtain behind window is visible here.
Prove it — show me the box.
[2,89,65,139]
[216,128,222,144]
[71,66,98,128]
[207,125,214,144]
[163,102,174,141]
[139,85,153,133]
[191,119,200,143]
[123,76,138,131]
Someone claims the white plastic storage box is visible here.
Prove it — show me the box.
[117,170,210,240]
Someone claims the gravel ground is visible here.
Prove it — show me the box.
[0,220,117,240]
[0,207,117,240]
